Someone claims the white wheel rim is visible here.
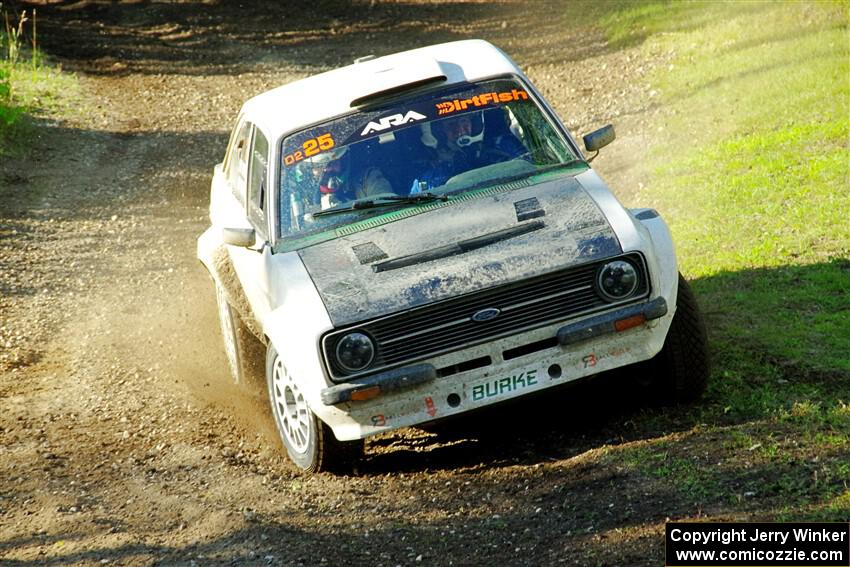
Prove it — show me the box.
[216,284,240,383]
[271,357,311,454]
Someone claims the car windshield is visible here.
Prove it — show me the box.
[278,77,580,239]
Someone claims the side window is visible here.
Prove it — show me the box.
[224,121,253,207]
[247,129,269,238]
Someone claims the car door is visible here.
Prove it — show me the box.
[214,119,274,327]
[210,118,252,229]
[229,124,275,325]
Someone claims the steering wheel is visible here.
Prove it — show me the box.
[478,146,516,163]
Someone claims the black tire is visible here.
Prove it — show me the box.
[215,282,264,386]
[265,345,363,473]
[647,273,710,403]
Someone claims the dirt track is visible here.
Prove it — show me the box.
[1,2,678,565]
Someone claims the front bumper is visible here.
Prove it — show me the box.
[321,363,438,406]
[557,296,667,345]
[320,296,672,440]
[321,297,667,406]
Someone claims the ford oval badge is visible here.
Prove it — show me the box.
[471,307,501,323]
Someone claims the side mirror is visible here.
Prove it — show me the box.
[222,227,256,248]
[583,124,616,153]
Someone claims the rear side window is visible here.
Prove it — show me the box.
[225,121,253,207]
[247,129,269,238]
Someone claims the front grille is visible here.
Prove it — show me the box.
[323,253,649,380]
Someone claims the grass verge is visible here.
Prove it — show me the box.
[574,0,849,522]
[1,7,76,153]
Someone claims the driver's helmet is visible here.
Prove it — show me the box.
[421,111,485,151]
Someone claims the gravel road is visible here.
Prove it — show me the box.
[1,2,676,565]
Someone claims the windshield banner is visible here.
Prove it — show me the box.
[339,85,530,146]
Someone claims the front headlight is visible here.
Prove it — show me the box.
[597,260,639,301]
[334,331,376,373]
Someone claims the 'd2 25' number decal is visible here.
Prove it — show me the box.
[283,133,335,166]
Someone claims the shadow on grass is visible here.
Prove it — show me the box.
[695,259,850,381]
[355,261,849,477]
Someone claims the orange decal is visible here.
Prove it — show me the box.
[317,133,334,150]
[435,89,529,115]
[283,133,336,167]
[425,397,437,418]
[436,101,454,114]
[303,138,319,157]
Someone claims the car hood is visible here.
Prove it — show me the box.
[297,174,622,327]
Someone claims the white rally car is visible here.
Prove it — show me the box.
[197,40,709,472]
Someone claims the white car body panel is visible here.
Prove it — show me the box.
[197,39,685,445]
[261,252,341,420]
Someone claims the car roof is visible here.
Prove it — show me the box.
[241,39,522,142]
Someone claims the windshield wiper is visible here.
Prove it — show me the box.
[310,192,449,218]
[442,159,588,197]
[369,192,449,204]
[535,159,588,175]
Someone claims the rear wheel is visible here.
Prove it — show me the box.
[644,273,710,402]
[266,346,363,473]
[215,282,263,385]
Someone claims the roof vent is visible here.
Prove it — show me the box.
[349,56,447,107]
[354,54,376,64]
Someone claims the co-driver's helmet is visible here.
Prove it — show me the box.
[305,146,350,198]
[302,146,352,209]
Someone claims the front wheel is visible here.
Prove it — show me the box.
[644,273,710,402]
[266,346,363,473]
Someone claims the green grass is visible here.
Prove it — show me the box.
[1,8,76,152]
[569,2,850,386]
[571,0,850,522]
[618,443,722,503]
[642,3,849,390]
[600,0,768,48]
[622,2,849,378]
[607,414,849,519]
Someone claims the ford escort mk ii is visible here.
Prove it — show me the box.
[197,40,709,472]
